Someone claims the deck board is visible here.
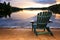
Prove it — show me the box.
[0,28,60,40]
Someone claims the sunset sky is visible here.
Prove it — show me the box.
[0,0,60,27]
[0,0,60,19]
[10,0,56,8]
[0,0,60,8]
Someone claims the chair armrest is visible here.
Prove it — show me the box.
[30,20,37,31]
[48,20,53,23]
[30,20,37,23]
[30,21,37,24]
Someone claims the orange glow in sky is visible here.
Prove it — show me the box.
[1,0,60,19]
[10,0,60,19]
[1,0,60,8]
[9,0,60,8]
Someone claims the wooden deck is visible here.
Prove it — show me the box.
[0,28,60,40]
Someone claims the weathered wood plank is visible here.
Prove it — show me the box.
[0,28,60,40]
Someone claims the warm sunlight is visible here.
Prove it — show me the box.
[0,0,60,28]
[21,4,51,8]
[9,0,56,8]
[0,1,60,40]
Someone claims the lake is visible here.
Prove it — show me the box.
[0,0,60,28]
[0,10,60,28]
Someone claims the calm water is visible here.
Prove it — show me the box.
[0,10,42,28]
[0,0,60,28]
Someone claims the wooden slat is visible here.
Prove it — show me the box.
[0,28,60,40]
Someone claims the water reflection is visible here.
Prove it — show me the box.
[11,10,41,19]
[0,0,60,28]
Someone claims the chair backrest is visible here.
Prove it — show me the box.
[37,12,52,28]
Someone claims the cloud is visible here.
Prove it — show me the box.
[33,0,56,4]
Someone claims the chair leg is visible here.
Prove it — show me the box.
[32,23,34,31]
[33,26,38,36]
[32,26,33,31]
[44,28,45,31]
[46,27,53,36]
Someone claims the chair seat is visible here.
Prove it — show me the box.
[37,32,50,35]
[33,23,46,29]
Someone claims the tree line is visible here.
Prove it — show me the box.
[0,2,23,18]
[0,2,60,18]
[0,2,11,18]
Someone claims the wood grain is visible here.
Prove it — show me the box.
[0,28,60,40]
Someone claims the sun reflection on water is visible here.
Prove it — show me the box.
[12,10,43,19]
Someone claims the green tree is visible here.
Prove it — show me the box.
[48,4,60,14]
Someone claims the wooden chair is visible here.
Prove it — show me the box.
[31,12,53,36]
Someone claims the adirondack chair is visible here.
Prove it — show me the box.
[31,12,53,36]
